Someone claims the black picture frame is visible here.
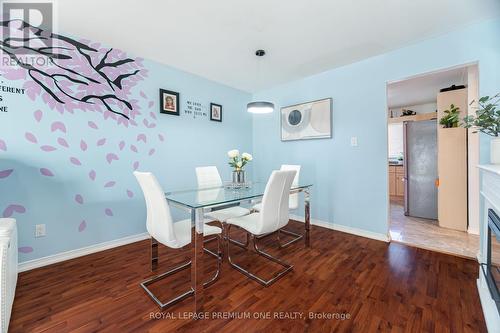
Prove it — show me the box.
[210,103,222,122]
[159,89,180,116]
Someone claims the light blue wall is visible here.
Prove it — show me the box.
[252,19,500,236]
[0,35,252,262]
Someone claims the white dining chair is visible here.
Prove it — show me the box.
[226,169,296,286]
[252,165,302,247]
[134,171,222,310]
[195,166,250,224]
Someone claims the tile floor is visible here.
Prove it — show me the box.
[389,199,480,258]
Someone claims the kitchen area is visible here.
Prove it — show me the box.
[386,64,481,258]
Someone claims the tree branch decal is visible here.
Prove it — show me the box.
[0,19,148,124]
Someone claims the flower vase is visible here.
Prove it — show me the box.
[232,170,246,184]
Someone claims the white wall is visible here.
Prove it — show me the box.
[388,123,404,158]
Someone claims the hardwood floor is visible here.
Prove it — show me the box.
[10,221,486,332]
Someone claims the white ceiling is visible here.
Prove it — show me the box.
[387,66,469,108]
[56,0,500,93]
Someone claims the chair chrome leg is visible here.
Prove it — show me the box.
[151,237,159,271]
[141,260,194,310]
[141,234,222,310]
[278,229,303,248]
[204,220,224,243]
[226,224,249,249]
[227,225,293,287]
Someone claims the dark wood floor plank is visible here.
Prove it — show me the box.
[9,221,486,332]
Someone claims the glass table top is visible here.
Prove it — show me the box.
[165,181,312,209]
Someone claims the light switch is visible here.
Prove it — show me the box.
[350,136,358,147]
[35,224,46,237]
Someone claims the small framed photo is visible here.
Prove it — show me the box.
[210,103,222,122]
[159,89,180,116]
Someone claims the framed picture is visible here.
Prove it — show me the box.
[281,98,332,141]
[159,89,180,116]
[210,103,222,122]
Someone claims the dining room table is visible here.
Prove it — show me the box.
[164,180,313,314]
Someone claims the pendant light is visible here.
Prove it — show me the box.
[247,49,274,114]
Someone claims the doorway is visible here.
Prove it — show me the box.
[386,63,480,258]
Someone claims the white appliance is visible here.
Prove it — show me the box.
[0,219,17,333]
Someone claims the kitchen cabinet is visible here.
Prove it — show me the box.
[389,165,404,197]
[396,167,405,196]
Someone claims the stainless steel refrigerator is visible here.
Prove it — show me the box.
[403,120,438,220]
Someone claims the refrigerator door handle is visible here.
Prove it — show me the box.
[403,121,409,216]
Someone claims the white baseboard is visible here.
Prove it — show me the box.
[18,232,149,272]
[290,214,390,243]
[467,226,480,235]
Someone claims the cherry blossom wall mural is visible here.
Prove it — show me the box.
[0,19,163,258]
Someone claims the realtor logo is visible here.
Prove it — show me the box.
[1,1,54,54]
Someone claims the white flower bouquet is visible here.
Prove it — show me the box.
[227,149,253,171]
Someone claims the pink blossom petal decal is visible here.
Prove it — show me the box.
[105,208,113,216]
[0,140,6,151]
[25,132,37,143]
[158,134,164,142]
[57,137,69,148]
[34,110,43,122]
[148,148,155,156]
[3,204,26,217]
[75,194,84,204]
[40,168,54,177]
[80,140,87,151]
[89,170,96,181]
[51,121,66,133]
[130,145,138,153]
[148,101,154,108]
[133,161,139,171]
[106,153,119,164]
[140,91,147,99]
[118,141,125,151]
[97,138,106,146]
[0,169,13,179]
[88,121,98,130]
[137,134,146,143]
[41,145,57,152]
[126,190,134,198]
[78,220,87,232]
[104,181,116,188]
[150,112,157,120]
[18,246,33,253]
[70,157,82,166]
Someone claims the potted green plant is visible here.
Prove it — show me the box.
[439,104,461,128]
[463,93,500,164]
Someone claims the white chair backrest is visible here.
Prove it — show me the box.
[133,171,178,248]
[280,165,301,209]
[258,170,297,235]
[195,166,223,188]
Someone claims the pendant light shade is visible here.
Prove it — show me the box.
[247,49,274,114]
[247,101,274,114]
